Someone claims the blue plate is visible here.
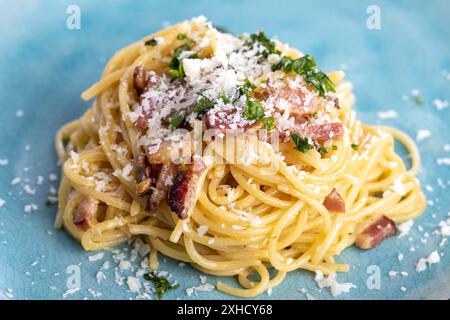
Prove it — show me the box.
[0,0,449,300]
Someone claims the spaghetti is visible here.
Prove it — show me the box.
[55,17,426,297]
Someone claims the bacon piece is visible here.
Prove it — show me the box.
[327,95,340,109]
[73,197,99,231]
[323,188,345,213]
[204,108,253,133]
[147,163,177,212]
[134,113,150,133]
[168,161,206,219]
[146,141,181,164]
[267,81,325,116]
[134,155,152,196]
[133,66,148,96]
[355,216,397,249]
[308,123,344,144]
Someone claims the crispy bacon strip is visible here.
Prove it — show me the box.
[134,155,152,196]
[147,163,176,212]
[134,113,150,134]
[133,66,148,96]
[307,123,344,145]
[146,141,177,164]
[355,215,397,249]
[204,108,252,133]
[323,188,345,213]
[267,81,326,116]
[168,161,206,219]
[73,197,99,231]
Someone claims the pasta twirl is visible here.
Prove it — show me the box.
[55,17,426,297]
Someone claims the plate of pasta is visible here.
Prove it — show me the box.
[0,0,449,300]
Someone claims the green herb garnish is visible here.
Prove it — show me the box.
[239,79,256,97]
[318,146,328,155]
[143,272,180,300]
[351,143,359,150]
[272,54,335,98]
[219,93,231,104]
[167,37,196,79]
[263,116,276,130]
[245,31,281,60]
[244,100,265,121]
[290,132,313,153]
[45,197,56,207]
[304,70,335,98]
[194,97,215,115]
[413,95,424,105]
[176,33,188,40]
[272,54,316,74]
[168,56,185,79]
[144,39,158,46]
[168,109,187,129]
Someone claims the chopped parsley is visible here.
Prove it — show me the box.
[144,272,180,300]
[263,116,276,130]
[244,100,265,121]
[144,39,158,46]
[167,38,196,79]
[351,143,359,150]
[219,92,231,104]
[413,95,424,105]
[272,54,335,97]
[272,54,316,74]
[318,146,328,155]
[239,79,256,97]
[290,132,313,153]
[168,56,184,79]
[194,97,215,115]
[45,197,56,207]
[245,31,281,60]
[168,109,187,129]
[304,70,336,98]
[176,33,188,40]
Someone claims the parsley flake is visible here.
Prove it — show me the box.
[144,272,180,300]
[219,93,231,104]
[144,39,158,46]
[244,100,265,121]
[239,79,256,97]
[263,116,276,130]
[272,54,335,97]
[318,146,328,155]
[245,31,281,60]
[194,97,215,115]
[290,132,313,153]
[168,109,187,129]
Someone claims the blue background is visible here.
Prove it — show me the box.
[0,0,449,300]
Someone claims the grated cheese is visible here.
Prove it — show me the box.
[416,130,431,141]
[314,271,356,297]
[398,220,414,238]
[377,110,398,119]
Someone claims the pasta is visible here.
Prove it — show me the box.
[55,17,426,297]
